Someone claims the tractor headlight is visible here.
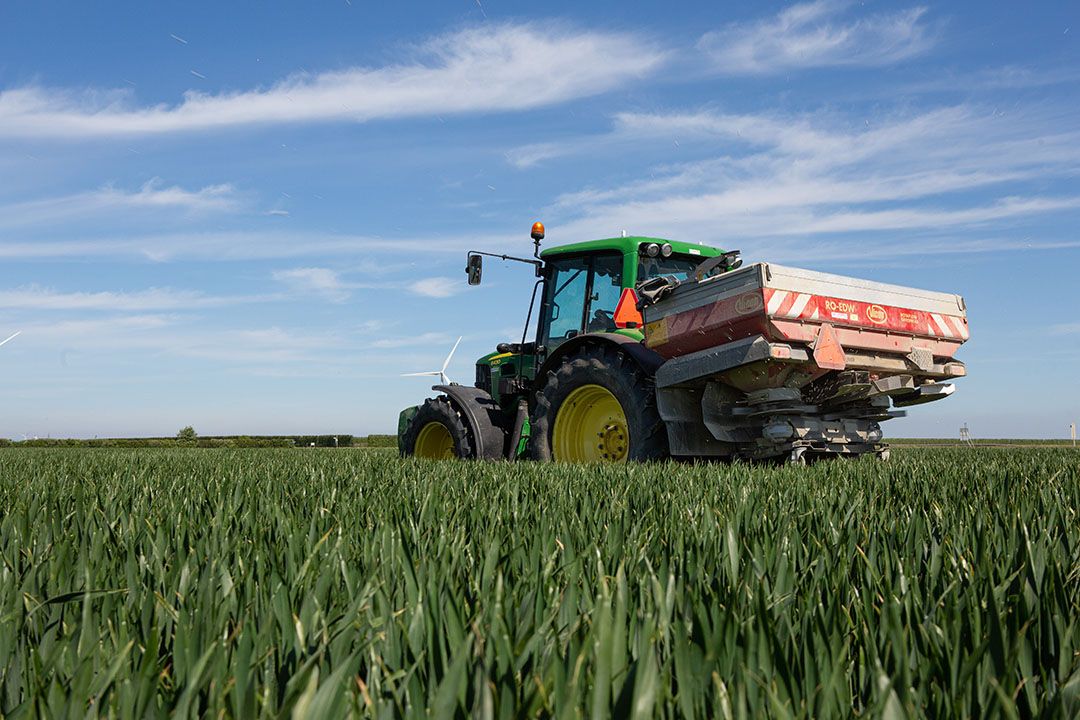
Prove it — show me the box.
[660,243,673,257]
[641,242,661,257]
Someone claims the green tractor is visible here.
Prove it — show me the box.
[399,223,969,463]
[399,221,722,462]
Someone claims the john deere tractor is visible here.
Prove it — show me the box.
[399,222,968,463]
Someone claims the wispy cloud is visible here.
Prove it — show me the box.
[900,64,1080,94]
[27,315,179,336]
[0,286,271,311]
[408,277,462,298]
[13,313,349,367]
[505,141,582,169]
[0,229,517,262]
[372,331,454,349]
[531,104,1080,259]
[0,179,239,230]
[181,326,345,365]
[699,1,935,74]
[272,267,351,302]
[0,23,665,139]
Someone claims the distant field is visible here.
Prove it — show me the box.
[1,434,396,448]
[891,438,1077,447]
[1,448,1078,717]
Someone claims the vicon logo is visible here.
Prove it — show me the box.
[867,304,888,324]
[735,292,763,314]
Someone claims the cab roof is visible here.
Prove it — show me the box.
[539,235,724,259]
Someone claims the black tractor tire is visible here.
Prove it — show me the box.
[400,396,476,459]
[529,344,668,462]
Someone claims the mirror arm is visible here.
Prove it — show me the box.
[467,250,543,276]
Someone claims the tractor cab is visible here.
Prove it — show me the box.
[470,226,725,411]
[538,240,717,349]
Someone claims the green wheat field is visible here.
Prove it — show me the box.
[1,447,1078,718]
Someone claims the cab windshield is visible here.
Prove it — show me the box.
[638,254,705,283]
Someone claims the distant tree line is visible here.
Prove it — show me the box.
[0,434,372,448]
[355,434,396,448]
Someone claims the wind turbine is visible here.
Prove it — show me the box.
[0,331,19,349]
[401,336,462,385]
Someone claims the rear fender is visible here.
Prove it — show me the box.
[432,385,511,460]
[535,333,664,388]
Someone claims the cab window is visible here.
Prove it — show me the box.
[539,253,624,350]
[638,254,704,283]
[543,256,589,348]
[587,254,623,333]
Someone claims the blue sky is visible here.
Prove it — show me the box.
[0,0,1077,439]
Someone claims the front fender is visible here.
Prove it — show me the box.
[397,405,420,454]
[431,385,511,460]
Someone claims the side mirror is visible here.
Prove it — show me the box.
[466,254,483,285]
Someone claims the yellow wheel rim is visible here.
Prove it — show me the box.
[552,384,629,462]
[414,422,456,459]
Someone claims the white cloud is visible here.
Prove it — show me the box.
[782,196,1080,234]
[0,24,665,139]
[0,179,239,230]
[355,319,391,334]
[371,332,454,349]
[900,65,1080,94]
[30,315,179,335]
[0,229,520,262]
[505,141,582,169]
[734,235,1080,267]
[11,313,349,368]
[0,285,272,311]
[408,277,462,298]
[104,179,238,210]
[272,267,350,302]
[699,1,935,74]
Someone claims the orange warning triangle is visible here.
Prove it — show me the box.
[613,288,644,329]
[812,323,847,370]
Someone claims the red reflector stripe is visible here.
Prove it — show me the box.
[763,288,968,340]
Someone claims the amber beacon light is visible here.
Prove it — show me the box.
[531,221,545,240]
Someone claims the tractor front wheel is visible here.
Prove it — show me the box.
[400,397,475,459]
[530,345,667,463]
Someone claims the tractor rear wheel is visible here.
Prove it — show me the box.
[530,345,667,463]
[401,397,475,459]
